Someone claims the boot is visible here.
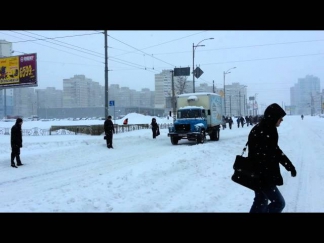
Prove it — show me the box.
[11,154,17,168]
[16,155,23,166]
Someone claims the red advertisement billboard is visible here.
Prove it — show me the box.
[0,53,37,88]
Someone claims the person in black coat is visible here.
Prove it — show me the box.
[150,118,159,139]
[236,117,240,128]
[11,118,24,168]
[240,116,245,128]
[104,115,115,148]
[228,117,233,129]
[245,116,250,127]
[247,103,297,213]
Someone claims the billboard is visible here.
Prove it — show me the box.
[174,67,190,76]
[0,53,37,88]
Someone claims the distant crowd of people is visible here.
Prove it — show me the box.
[222,115,263,130]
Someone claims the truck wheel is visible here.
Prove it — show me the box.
[171,136,179,145]
[197,131,206,144]
[215,129,220,141]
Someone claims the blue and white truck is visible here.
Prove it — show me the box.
[167,92,223,145]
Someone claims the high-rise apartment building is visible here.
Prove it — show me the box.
[63,75,103,108]
[154,70,172,109]
[290,75,321,115]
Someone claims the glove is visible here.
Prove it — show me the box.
[291,168,297,177]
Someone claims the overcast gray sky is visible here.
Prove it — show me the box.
[1,30,324,108]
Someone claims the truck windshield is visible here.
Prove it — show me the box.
[178,109,204,118]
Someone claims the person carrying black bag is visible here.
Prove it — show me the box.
[150,118,159,139]
[104,115,115,149]
[247,103,297,213]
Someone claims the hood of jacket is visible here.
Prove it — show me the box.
[15,118,23,125]
[261,103,286,126]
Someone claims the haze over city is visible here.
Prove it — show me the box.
[1,30,324,108]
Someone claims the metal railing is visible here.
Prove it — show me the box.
[0,123,172,136]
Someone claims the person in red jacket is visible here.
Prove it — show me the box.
[123,118,128,125]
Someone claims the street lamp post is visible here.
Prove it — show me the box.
[238,85,247,116]
[223,67,236,116]
[229,95,231,115]
[192,38,214,93]
[253,93,258,116]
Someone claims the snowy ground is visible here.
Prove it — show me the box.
[0,113,322,212]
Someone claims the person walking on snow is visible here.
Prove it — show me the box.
[104,115,115,148]
[11,118,24,168]
[150,118,159,139]
[247,103,297,213]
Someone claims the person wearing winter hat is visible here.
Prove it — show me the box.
[247,103,297,213]
[10,118,24,168]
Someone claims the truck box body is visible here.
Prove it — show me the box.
[177,93,223,126]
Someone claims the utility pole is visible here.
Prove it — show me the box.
[239,91,241,115]
[0,53,7,118]
[229,95,231,115]
[104,30,108,118]
[321,94,323,114]
[171,70,176,122]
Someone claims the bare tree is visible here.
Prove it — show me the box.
[165,76,190,97]
[175,76,188,95]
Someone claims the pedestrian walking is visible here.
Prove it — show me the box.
[11,118,24,168]
[151,118,159,139]
[240,116,245,128]
[228,117,233,129]
[247,103,297,213]
[104,115,115,149]
[236,117,240,128]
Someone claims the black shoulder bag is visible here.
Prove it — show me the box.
[231,141,261,191]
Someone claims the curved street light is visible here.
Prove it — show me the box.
[192,38,214,93]
[223,67,236,116]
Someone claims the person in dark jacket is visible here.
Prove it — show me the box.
[240,116,245,128]
[249,115,253,126]
[228,117,233,129]
[11,118,24,168]
[245,116,250,127]
[150,118,159,139]
[247,103,297,213]
[104,115,115,148]
[236,117,240,128]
